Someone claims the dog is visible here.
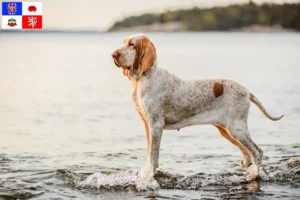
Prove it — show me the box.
[111,33,284,180]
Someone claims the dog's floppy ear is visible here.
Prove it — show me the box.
[122,68,131,80]
[133,36,156,77]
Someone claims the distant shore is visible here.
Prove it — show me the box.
[109,23,298,33]
[108,2,300,33]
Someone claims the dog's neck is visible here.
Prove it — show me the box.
[128,60,158,81]
[143,60,157,78]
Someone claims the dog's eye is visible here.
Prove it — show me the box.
[129,41,134,47]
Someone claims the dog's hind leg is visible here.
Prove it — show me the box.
[228,121,263,181]
[215,126,251,169]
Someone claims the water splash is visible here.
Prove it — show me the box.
[260,157,300,182]
[56,162,160,192]
[56,157,300,192]
[78,172,159,191]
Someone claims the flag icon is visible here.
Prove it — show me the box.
[22,2,42,15]
[2,2,22,15]
[22,15,42,29]
[1,2,42,30]
[2,15,22,29]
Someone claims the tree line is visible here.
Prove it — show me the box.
[108,1,300,31]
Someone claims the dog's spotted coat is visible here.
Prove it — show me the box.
[111,34,284,180]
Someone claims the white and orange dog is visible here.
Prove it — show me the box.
[111,34,283,180]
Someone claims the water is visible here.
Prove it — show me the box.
[0,32,300,199]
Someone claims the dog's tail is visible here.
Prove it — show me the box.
[250,93,284,121]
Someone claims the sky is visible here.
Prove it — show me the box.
[1,0,299,30]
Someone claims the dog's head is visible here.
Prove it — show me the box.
[111,34,156,79]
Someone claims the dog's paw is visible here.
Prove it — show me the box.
[246,164,259,181]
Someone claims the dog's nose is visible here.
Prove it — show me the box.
[111,51,120,59]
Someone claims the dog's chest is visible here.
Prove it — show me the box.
[131,79,158,118]
[131,83,146,116]
[131,89,140,110]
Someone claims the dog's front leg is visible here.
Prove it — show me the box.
[148,115,164,174]
[137,111,150,156]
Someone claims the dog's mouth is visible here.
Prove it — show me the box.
[113,58,132,70]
